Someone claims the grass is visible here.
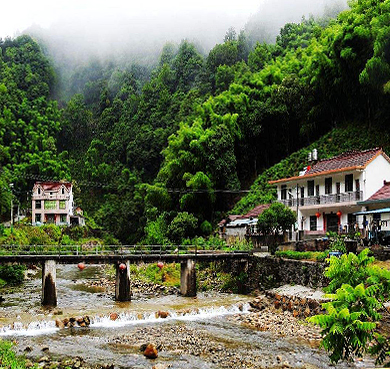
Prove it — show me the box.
[129,263,181,287]
[275,250,328,262]
[0,340,32,368]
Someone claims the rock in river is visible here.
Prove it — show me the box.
[143,343,158,359]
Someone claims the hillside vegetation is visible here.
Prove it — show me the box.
[1,0,390,244]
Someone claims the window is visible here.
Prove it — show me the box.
[307,180,314,196]
[61,187,65,195]
[60,214,67,223]
[300,187,304,206]
[310,216,317,231]
[35,200,41,209]
[345,174,353,192]
[37,188,41,195]
[281,185,287,200]
[59,200,66,209]
[44,200,56,210]
[325,177,332,194]
[35,214,41,223]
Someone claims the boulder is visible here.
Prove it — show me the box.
[38,356,49,363]
[304,307,311,317]
[84,316,91,325]
[156,311,170,319]
[110,313,119,321]
[143,343,158,359]
[152,364,170,369]
[55,319,65,329]
[76,317,84,325]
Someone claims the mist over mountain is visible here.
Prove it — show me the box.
[22,0,348,73]
[245,0,348,43]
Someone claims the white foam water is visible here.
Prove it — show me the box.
[0,303,250,337]
[0,320,58,337]
[92,302,250,328]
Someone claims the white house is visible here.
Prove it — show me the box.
[269,148,390,236]
[32,181,74,226]
[218,204,270,240]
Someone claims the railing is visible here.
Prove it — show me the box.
[0,244,248,257]
[279,191,363,207]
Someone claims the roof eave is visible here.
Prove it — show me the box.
[357,198,390,206]
[269,166,365,185]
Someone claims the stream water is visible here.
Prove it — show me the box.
[0,265,376,368]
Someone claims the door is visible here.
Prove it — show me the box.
[46,214,55,224]
[326,214,339,232]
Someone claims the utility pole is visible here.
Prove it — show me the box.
[10,183,14,231]
[296,184,299,241]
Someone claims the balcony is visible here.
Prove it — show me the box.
[279,191,363,207]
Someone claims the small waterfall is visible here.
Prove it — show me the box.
[0,303,250,337]
[0,320,57,336]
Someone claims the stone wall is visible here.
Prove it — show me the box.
[221,256,328,292]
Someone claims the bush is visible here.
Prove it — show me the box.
[324,248,375,293]
[167,212,198,244]
[309,249,390,365]
[0,264,26,285]
[0,340,28,368]
[200,220,213,236]
[66,226,85,241]
[275,250,328,261]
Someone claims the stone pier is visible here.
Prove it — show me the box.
[115,260,131,301]
[42,260,57,306]
[180,259,196,297]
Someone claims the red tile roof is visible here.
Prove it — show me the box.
[35,181,72,191]
[270,148,389,184]
[242,204,270,218]
[365,181,390,202]
[219,204,271,226]
[305,148,382,176]
[218,215,241,227]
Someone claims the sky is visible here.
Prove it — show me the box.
[1,0,347,66]
[0,0,261,39]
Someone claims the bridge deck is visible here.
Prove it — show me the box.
[0,252,250,264]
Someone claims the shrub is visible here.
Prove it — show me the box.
[309,249,390,365]
[200,220,213,236]
[275,250,327,261]
[167,212,198,244]
[0,264,26,285]
[324,248,375,293]
[0,340,28,368]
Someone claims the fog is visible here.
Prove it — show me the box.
[2,0,348,69]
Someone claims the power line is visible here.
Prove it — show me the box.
[6,172,261,194]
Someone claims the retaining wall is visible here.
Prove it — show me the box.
[222,256,328,292]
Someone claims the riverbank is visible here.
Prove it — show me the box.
[0,261,379,369]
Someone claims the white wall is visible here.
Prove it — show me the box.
[364,154,390,199]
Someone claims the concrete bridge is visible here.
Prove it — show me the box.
[0,245,250,307]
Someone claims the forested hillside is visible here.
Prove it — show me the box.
[1,0,390,244]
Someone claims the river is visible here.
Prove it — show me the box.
[0,264,376,368]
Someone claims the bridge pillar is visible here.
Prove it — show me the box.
[42,260,57,307]
[180,259,196,297]
[115,260,131,302]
